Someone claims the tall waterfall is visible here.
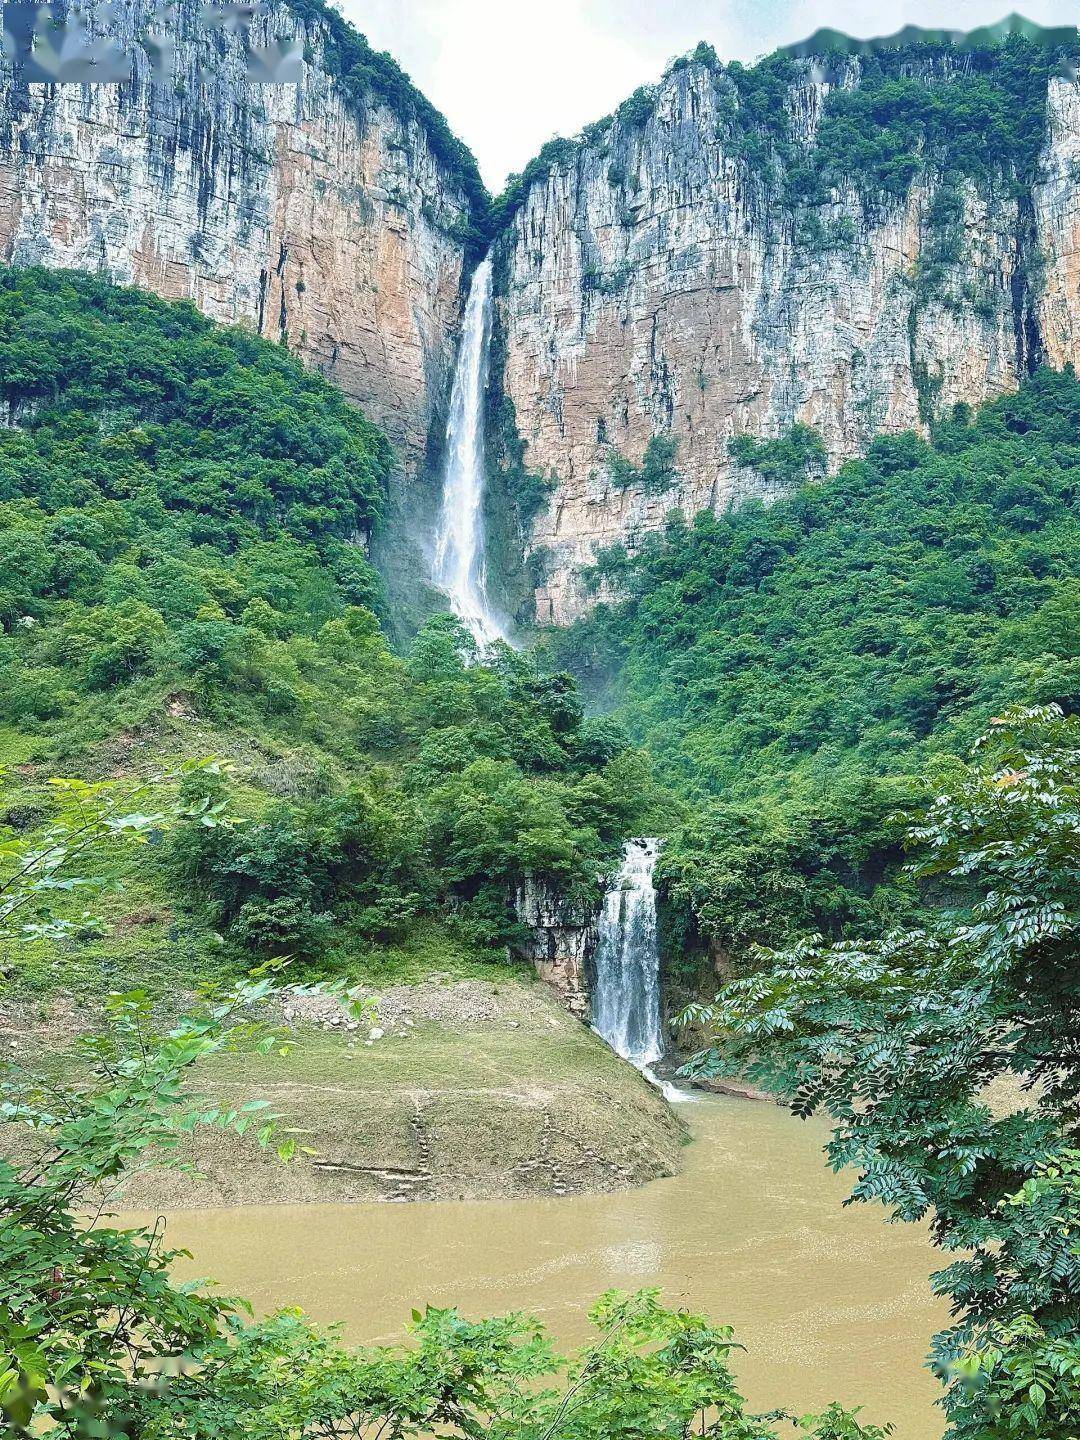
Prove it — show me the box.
[592,840,693,1101]
[432,257,505,647]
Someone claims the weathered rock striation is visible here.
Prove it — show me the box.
[493,49,1080,622]
[3,21,1079,623]
[0,0,480,480]
[511,877,595,1019]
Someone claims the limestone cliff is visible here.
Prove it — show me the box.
[0,0,482,480]
[492,45,1080,622]
[511,877,595,1019]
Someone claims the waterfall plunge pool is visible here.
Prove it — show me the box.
[147,1096,946,1439]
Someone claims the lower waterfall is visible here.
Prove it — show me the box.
[432,255,506,647]
[592,839,694,1103]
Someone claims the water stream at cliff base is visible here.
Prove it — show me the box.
[592,838,693,1102]
[432,256,505,646]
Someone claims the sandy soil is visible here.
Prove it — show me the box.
[2,977,688,1207]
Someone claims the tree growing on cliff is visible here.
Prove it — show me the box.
[685,705,1080,1438]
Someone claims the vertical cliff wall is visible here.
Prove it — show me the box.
[1037,70,1080,369]
[512,878,595,1019]
[493,44,1080,622]
[0,0,482,481]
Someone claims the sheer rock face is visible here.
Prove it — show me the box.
[512,878,595,1020]
[0,0,474,479]
[1037,73,1080,370]
[495,60,1080,623]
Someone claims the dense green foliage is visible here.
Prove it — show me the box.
[610,436,681,495]
[550,369,1080,962]
[0,761,230,947]
[0,270,655,981]
[729,424,827,488]
[719,34,1079,208]
[0,265,391,726]
[686,706,1080,1438]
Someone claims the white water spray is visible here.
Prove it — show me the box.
[432,257,505,647]
[592,839,695,1103]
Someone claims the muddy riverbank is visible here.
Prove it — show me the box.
[4,976,686,1205]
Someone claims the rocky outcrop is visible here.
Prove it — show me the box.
[1037,71,1080,368]
[0,0,480,480]
[494,52,1080,622]
[511,878,595,1018]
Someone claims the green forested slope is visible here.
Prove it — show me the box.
[0,269,655,994]
[549,369,1080,962]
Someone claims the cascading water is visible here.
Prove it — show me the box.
[592,839,694,1103]
[432,256,505,647]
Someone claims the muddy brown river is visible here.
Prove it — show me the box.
[155,1096,947,1438]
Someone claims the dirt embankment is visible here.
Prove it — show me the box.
[3,977,688,1207]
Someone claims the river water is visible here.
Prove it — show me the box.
[159,1096,946,1438]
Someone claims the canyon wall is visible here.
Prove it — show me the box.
[0,0,479,480]
[494,52,1080,622]
[3,17,1079,622]
[511,877,595,1019]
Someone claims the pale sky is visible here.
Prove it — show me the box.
[337,0,1080,188]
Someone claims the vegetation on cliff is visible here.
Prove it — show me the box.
[719,32,1080,207]
[549,368,1080,964]
[0,269,657,995]
[490,27,1079,234]
[283,0,490,244]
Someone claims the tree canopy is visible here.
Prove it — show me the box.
[549,367,1080,965]
[685,706,1080,1439]
[0,269,659,991]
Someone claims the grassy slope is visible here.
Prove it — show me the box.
[0,270,683,1200]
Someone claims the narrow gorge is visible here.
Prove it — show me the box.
[1,11,1079,1439]
[5,6,1079,626]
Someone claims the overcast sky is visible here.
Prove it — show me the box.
[336,0,1080,187]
